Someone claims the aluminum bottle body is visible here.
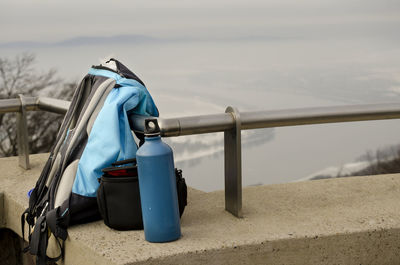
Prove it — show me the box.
[136,135,181,242]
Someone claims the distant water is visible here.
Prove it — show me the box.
[2,35,400,191]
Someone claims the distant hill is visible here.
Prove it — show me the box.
[0,34,296,49]
[300,144,400,181]
[0,34,161,48]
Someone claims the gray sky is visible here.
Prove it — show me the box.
[1,0,399,43]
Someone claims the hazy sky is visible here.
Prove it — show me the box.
[1,0,400,189]
[1,0,399,105]
[1,0,399,43]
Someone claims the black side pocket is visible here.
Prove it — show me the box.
[97,175,143,230]
[96,180,109,227]
[175,169,188,217]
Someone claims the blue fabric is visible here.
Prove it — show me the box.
[72,68,158,197]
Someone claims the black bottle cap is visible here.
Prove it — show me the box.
[144,118,161,137]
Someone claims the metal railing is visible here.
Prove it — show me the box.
[1,96,400,217]
[0,95,70,169]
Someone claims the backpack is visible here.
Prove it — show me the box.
[21,59,160,265]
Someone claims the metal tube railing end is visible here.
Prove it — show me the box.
[224,106,242,218]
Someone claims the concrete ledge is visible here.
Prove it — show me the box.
[1,154,400,264]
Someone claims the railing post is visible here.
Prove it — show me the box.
[224,106,242,217]
[17,94,30,169]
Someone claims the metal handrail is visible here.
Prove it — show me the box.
[129,103,400,136]
[1,96,400,217]
[0,96,70,114]
[0,96,70,169]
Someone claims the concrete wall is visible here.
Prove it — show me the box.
[0,228,35,265]
[0,192,4,227]
[1,154,400,264]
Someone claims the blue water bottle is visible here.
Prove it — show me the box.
[136,119,181,242]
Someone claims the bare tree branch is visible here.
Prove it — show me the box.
[0,53,76,157]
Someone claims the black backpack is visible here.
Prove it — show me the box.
[21,59,183,264]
